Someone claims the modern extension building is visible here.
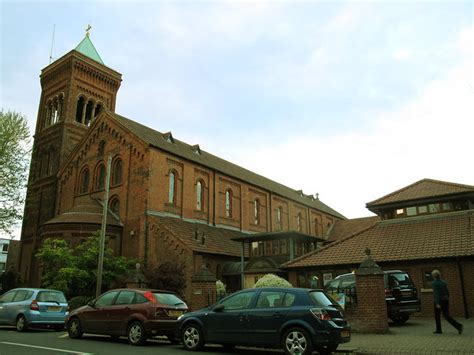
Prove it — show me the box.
[283,179,474,318]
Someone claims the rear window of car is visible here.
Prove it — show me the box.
[309,291,338,307]
[37,291,67,303]
[153,292,185,306]
[388,273,414,287]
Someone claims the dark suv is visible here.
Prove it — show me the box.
[324,270,421,324]
[177,287,350,355]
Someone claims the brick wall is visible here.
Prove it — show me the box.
[351,273,388,333]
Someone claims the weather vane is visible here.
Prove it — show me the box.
[85,24,92,37]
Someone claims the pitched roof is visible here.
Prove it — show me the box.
[367,179,474,208]
[43,199,121,227]
[112,113,345,219]
[74,35,104,65]
[326,216,380,243]
[150,216,245,257]
[283,210,474,269]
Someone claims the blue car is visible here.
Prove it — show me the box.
[177,287,350,355]
[0,288,69,331]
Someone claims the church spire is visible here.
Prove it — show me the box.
[74,25,104,65]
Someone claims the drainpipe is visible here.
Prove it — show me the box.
[240,242,245,289]
[457,258,469,318]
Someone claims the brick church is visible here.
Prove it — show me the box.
[18,32,345,305]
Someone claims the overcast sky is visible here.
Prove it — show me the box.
[1,0,473,230]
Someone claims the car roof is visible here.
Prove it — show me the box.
[101,288,178,294]
[9,288,65,292]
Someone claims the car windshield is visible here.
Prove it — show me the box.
[309,291,337,307]
[388,273,413,287]
[37,291,67,303]
[153,292,184,306]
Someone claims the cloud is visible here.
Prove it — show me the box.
[226,26,473,218]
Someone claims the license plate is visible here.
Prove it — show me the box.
[341,330,350,338]
[47,306,61,312]
[167,310,183,318]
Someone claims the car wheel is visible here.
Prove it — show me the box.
[182,323,204,351]
[16,315,28,332]
[282,327,313,355]
[67,317,83,339]
[127,321,147,346]
[391,314,409,324]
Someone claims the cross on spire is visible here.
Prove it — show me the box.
[85,24,92,37]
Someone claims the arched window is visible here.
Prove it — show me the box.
[84,100,94,126]
[196,180,204,211]
[75,97,85,123]
[277,207,282,230]
[254,199,260,225]
[225,189,232,218]
[98,141,106,157]
[168,171,176,204]
[109,197,120,216]
[297,213,302,232]
[112,158,122,186]
[95,163,106,190]
[79,168,90,194]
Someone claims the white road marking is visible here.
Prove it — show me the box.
[0,342,94,354]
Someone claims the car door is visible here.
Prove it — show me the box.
[246,290,287,346]
[107,290,137,335]
[0,290,17,324]
[205,290,255,344]
[82,291,119,334]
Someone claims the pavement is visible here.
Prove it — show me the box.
[337,317,474,354]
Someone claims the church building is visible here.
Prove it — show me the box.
[18,32,345,306]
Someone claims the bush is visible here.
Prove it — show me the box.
[253,274,293,288]
[68,295,94,311]
[144,261,186,297]
[216,279,226,298]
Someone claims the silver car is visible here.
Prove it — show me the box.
[0,288,69,331]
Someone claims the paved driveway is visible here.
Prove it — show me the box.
[339,317,474,354]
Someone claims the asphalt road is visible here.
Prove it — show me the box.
[0,326,282,355]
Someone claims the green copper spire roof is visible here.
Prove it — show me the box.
[74,34,104,65]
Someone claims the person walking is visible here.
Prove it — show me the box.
[431,269,463,334]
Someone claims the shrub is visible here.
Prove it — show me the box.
[216,279,226,298]
[253,274,293,288]
[68,295,95,311]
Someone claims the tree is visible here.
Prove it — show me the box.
[0,109,30,235]
[253,273,293,288]
[144,261,186,297]
[36,232,137,298]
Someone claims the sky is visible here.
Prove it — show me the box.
[1,0,473,232]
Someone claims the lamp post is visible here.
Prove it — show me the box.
[96,155,112,297]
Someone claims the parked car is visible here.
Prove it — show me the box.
[0,288,69,331]
[66,288,188,345]
[324,270,421,324]
[177,287,350,355]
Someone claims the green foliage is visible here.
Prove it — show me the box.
[0,109,31,235]
[253,274,293,288]
[0,268,21,293]
[68,295,95,311]
[216,279,226,297]
[36,232,137,298]
[144,261,186,297]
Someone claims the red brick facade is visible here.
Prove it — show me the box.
[18,37,343,310]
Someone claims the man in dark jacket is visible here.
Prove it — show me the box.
[431,269,463,334]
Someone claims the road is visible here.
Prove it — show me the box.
[0,326,282,355]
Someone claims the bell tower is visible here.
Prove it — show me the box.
[19,29,122,285]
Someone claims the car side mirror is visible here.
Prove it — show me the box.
[87,301,96,308]
[213,304,225,312]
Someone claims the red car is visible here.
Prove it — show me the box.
[66,288,188,345]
